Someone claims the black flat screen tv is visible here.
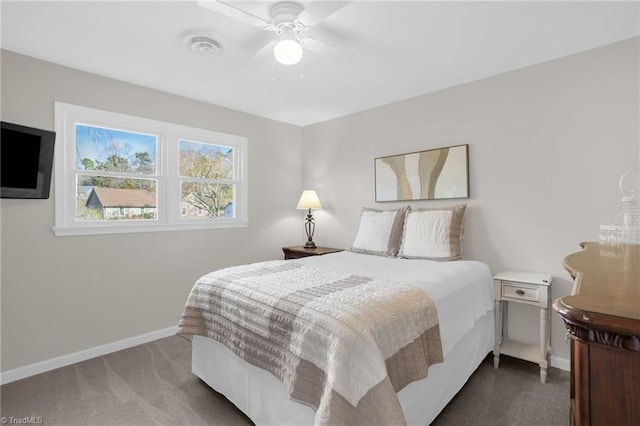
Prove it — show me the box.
[1,121,56,199]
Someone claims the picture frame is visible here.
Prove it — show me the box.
[375,144,469,202]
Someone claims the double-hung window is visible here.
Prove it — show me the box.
[54,102,248,236]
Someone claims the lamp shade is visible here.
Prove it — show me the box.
[296,190,322,210]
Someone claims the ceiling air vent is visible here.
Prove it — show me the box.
[184,33,223,58]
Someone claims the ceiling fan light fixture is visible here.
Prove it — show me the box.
[273,37,303,65]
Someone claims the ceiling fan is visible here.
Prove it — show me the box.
[197,0,355,66]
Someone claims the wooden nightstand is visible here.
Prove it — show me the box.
[493,271,553,383]
[282,246,343,260]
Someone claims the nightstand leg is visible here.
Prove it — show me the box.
[539,307,549,383]
[493,300,502,369]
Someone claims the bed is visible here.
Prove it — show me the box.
[177,205,495,425]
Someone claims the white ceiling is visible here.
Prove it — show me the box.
[1,1,639,127]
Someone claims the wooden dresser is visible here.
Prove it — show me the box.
[553,242,640,425]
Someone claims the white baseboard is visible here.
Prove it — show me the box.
[0,326,178,385]
[550,355,570,371]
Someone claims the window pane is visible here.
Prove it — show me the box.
[77,175,157,221]
[181,181,234,219]
[76,124,157,174]
[179,140,233,180]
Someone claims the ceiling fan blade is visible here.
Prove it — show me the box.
[302,36,355,65]
[197,0,273,30]
[295,1,352,28]
[246,40,277,65]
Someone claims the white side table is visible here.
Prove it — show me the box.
[493,271,553,383]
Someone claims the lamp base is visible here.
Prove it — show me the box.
[304,241,317,249]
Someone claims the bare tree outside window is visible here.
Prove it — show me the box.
[179,140,235,219]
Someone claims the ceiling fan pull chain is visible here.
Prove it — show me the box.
[300,56,305,80]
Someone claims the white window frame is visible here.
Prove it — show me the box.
[54,102,248,236]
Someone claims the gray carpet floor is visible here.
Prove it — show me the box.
[1,335,569,425]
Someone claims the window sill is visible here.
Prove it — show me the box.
[53,220,249,237]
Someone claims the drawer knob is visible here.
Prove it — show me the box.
[515,289,525,295]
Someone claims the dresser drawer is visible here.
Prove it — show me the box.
[502,282,542,304]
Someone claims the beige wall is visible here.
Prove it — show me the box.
[0,50,303,371]
[1,36,638,373]
[302,37,640,361]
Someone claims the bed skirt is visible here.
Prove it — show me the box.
[192,310,494,426]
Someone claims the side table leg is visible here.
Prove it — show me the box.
[493,300,502,369]
[539,307,549,383]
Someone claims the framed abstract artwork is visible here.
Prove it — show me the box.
[375,144,469,202]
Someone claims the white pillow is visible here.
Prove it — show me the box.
[348,207,407,257]
[398,204,467,261]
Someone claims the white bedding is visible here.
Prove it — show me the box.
[295,251,494,355]
[190,251,495,425]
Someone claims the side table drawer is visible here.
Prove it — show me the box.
[502,282,541,304]
[285,251,314,260]
[282,246,344,260]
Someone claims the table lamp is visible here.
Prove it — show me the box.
[296,190,322,249]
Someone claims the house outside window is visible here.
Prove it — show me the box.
[54,102,248,236]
